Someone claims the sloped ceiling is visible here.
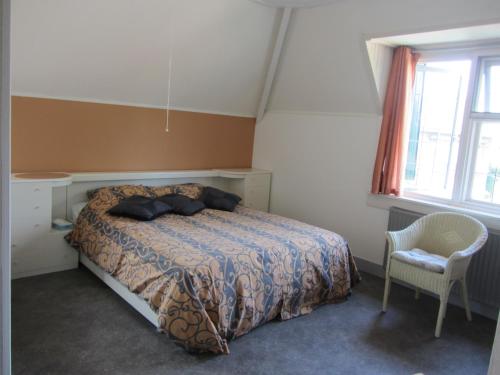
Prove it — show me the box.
[268,0,500,115]
[12,0,278,117]
[13,0,500,118]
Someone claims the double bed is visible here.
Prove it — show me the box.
[67,184,359,354]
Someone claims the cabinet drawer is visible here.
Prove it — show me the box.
[12,209,51,244]
[12,184,52,242]
[12,188,51,218]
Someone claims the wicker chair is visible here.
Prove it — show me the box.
[382,212,488,337]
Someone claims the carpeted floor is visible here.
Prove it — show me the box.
[12,267,496,375]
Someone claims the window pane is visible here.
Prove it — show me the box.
[475,58,500,114]
[470,121,500,205]
[403,60,471,199]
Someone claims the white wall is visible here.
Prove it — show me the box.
[254,0,500,265]
[366,41,393,105]
[253,112,386,264]
[12,0,278,117]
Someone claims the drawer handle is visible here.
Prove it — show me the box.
[34,205,40,210]
[11,244,16,248]
[34,188,41,192]
[34,224,40,228]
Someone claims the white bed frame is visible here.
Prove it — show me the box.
[79,253,160,328]
[60,169,271,329]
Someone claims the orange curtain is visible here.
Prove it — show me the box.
[371,46,420,196]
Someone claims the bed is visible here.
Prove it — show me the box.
[67,184,359,354]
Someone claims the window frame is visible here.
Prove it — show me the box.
[401,45,500,216]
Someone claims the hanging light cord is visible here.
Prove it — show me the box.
[165,0,174,132]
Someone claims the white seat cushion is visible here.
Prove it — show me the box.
[392,248,448,273]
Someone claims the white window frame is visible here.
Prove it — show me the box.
[401,45,500,216]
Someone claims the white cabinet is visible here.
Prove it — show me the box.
[11,174,78,279]
[216,169,272,212]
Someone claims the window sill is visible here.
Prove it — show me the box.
[366,193,500,231]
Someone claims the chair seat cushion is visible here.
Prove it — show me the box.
[392,248,448,273]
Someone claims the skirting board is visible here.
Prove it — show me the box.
[354,256,499,321]
[79,254,160,328]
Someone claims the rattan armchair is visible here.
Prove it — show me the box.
[382,212,488,337]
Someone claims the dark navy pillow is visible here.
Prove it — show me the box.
[157,194,206,216]
[200,187,241,212]
[108,195,172,221]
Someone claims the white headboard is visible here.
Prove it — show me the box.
[49,169,272,220]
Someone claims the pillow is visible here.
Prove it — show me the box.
[171,183,204,200]
[157,194,205,216]
[88,185,155,200]
[200,186,242,212]
[108,195,172,221]
[149,185,175,197]
[87,188,102,200]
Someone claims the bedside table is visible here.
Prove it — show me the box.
[11,173,78,279]
[215,169,272,212]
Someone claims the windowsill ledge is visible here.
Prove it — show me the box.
[367,193,500,231]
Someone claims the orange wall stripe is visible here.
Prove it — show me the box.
[12,96,255,173]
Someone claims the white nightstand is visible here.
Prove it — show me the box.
[11,173,79,279]
[215,169,272,212]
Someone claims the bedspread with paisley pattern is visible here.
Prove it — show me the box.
[66,185,360,354]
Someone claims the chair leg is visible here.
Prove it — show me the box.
[435,285,452,338]
[382,276,391,312]
[435,298,447,338]
[415,287,421,300]
[460,278,472,322]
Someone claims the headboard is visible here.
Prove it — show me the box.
[47,169,272,220]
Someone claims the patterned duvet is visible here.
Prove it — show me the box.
[67,185,360,354]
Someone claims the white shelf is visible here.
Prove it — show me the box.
[12,172,72,187]
[70,170,218,182]
[11,169,272,184]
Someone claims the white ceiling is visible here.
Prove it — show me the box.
[12,0,278,117]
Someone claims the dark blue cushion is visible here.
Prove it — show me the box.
[157,194,205,216]
[108,195,172,221]
[200,187,241,212]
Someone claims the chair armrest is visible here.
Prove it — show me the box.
[446,231,488,276]
[386,223,421,254]
[448,230,489,261]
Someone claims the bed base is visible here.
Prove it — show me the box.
[79,254,160,328]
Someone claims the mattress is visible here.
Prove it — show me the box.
[67,185,359,354]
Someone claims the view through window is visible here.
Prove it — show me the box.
[403,51,500,211]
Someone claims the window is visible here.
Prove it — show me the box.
[402,49,500,213]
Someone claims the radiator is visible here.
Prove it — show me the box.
[386,207,500,311]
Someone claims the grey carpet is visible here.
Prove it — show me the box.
[12,267,496,375]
